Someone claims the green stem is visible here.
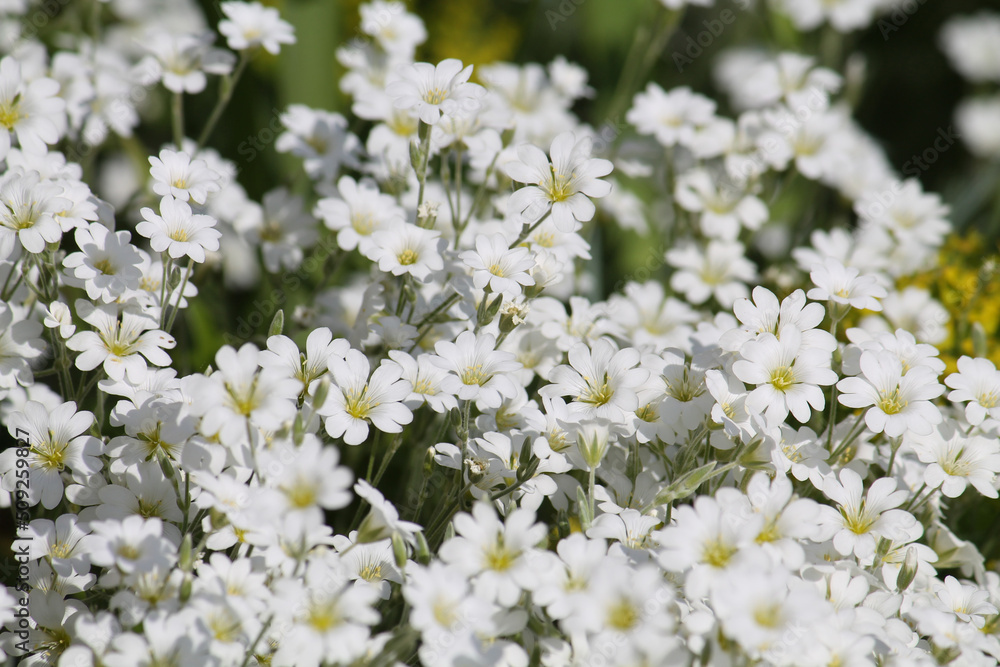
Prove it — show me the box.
[414,122,433,213]
[197,50,251,152]
[510,208,552,248]
[165,259,194,334]
[587,466,596,525]
[158,256,172,328]
[171,91,185,147]
[454,143,463,224]
[827,412,867,463]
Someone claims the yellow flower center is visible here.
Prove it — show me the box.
[397,248,419,266]
[351,212,374,235]
[306,602,342,632]
[49,542,73,559]
[545,168,575,203]
[433,597,457,627]
[606,598,640,631]
[769,366,796,392]
[116,543,141,561]
[283,482,317,509]
[358,560,384,582]
[876,387,907,415]
[93,258,116,275]
[423,87,449,105]
[635,403,659,423]
[31,441,67,471]
[703,538,736,568]
[459,364,490,387]
[344,385,376,421]
[578,374,614,407]
[0,99,20,129]
[979,391,999,409]
[483,538,518,572]
[753,603,783,628]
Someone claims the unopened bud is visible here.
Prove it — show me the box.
[896,546,919,592]
[268,310,284,338]
[391,532,408,569]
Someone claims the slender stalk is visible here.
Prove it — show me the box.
[510,208,552,248]
[414,122,433,212]
[455,143,463,224]
[197,50,251,152]
[158,256,172,328]
[372,433,403,487]
[165,259,194,333]
[587,466,597,526]
[171,91,185,146]
[827,412,867,463]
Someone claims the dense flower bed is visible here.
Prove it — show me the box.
[2,1,1000,666]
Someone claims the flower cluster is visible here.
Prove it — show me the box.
[1,1,999,667]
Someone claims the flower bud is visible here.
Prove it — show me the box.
[896,546,919,592]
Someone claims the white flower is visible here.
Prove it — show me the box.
[723,286,836,353]
[0,169,67,256]
[909,422,1000,499]
[504,131,613,232]
[403,561,499,666]
[855,179,949,248]
[627,84,717,149]
[945,356,1000,426]
[359,0,427,57]
[774,0,880,32]
[354,479,422,544]
[934,575,998,629]
[0,56,64,160]
[541,337,649,423]
[219,1,296,54]
[137,196,221,263]
[367,223,444,282]
[387,58,485,125]
[148,148,222,204]
[666,240,756,307]
[733,326,837,426]
[460,233,535,297]
[186,343,302,447]
[141,32,235,94]
[319,349,413,445]
[65,301,176,382]
[675,168,768,241]
[258,435,355,515]
[315,175,404,254]
[333,532,402,599]
[711,564,827,659]
[387,349,459,413]
[955,95,1000,159]
[277,105,361,182]
[807,257,887,311]
[439,502,548,606]
[260,326,349,394]
[83,515,176,575]
[0,302,45,390]
[837,349,943,437]
[21,515,92,577]
[431,330,522,409]
[42,300,75,339]
[237,187,319,273]
[272,557,380,667]
[0,401,103,509]
[653,490,763,598]
[817,468,917,560]
[61,223,143,302]
[939,13,1000,84]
